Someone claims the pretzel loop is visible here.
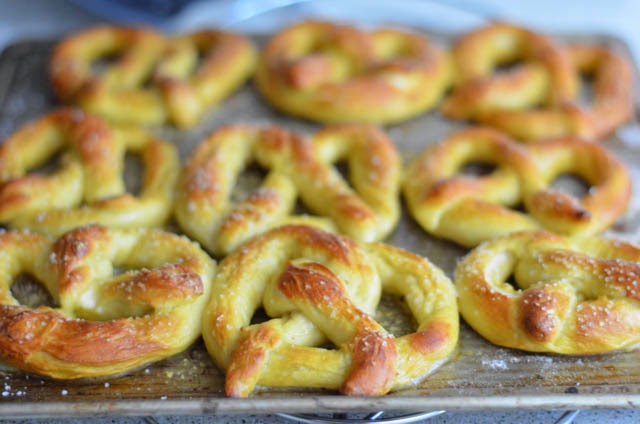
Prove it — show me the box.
[50,26,256,128]
[175,124,401,256]
[0,109,180,235]
[523,137,632,236]
[0,225,215,378]
[256,21,451,124]
[203,225,458,397]
[482,45,634,141]
[175,125,336,256]
[455,230,640,354]
[403,127,631,247]
[293,124,401,242]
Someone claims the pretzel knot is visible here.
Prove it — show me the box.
[456,230,640,354]
[256,21,452,124]
[403,127,631,247]
[50,26,256,128]
[175,123,401,256]
[441,23,580,140]
[0,225,215,378]
[482,45,634,141]
[0,109,179,235]
[203,225,458,397]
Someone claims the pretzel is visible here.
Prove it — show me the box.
[441,23,579,139]
[50,26,256,128]
[403,127,631,247]
[174,123,401,256]
[0,225,215,378]
[0,109,179,235]
[202,225,458,397]
[456,230,640,354]
[482,45,634,141]
[255,21,452,124]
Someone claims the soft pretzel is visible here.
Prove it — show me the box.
[50,26,256,128]
[0,225,215,379]
[256,20,452,124]
[455,230,640,354]
[202,225,458,397]
[0,109,179,235]
[403,127,631,247]
[441,23,580,139]
[482,45,634,141]
[174,123,401,256]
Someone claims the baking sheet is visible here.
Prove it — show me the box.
[0,25,639,418]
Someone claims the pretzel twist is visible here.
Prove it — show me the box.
[256,21,452,124]
[0,109,179,235]
[175,124,401,256]
[455,230,640,354]
[403,127,631,247]
[482,45,634,141]
[0,225,215,378]
[202,225,458,397]
[50,26,256,128]
[441,23,594,140]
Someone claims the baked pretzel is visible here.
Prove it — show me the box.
[0,109,179,235]
[403,127,631,247]
[441,23,579,138]
[50,26,256,128]
[256,21,452,124]
[202,225,458,397]
[0,225,215,378]
[175,123,401,256]
[482,45,634,141]
[456,230,640,354]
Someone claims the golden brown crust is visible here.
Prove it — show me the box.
[0,225,215,379]
[403,127,631,247]
[481,45,634,141]
[0,109,179,235]
[442,23,577,119]
[256,20,452,124]
[50,25,256,128]
[442,23,633,141]
[202,225,458,397]
[455,230,640,354]
[174,123,401,256]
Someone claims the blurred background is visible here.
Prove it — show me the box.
[1,0,640,64]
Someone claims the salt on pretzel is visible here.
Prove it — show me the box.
[256,20,452,124]
[0,225,215,378]
[0,109,179,235]
[482,45,634,141]
[403,127,631,247]
[174,123,401,256]
[50,26,256,128]
[455,230,640,354]
[441,23,578,137]
[202,225,458,397]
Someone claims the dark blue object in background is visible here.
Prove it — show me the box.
[68,0,201,26]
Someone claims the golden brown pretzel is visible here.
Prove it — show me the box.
[174,123,401,256]
[441,23,581,139]
[403,127,631,247]
[0,109,179,235]
[455,230,640,354]
[50,26,256,128]
[202,225,458,397]
[0,225,215,378]
[256,21,452,124]
[482,45,635,141]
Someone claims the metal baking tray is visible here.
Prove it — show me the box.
[0,3,639,419]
